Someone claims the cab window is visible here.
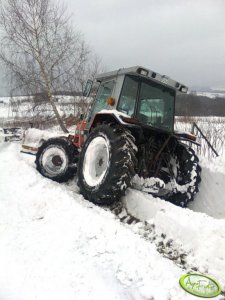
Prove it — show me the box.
[137,81,175,132]
[117,76,139,117]
[88,80,115,123]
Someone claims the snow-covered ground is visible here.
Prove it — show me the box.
[0,140,225,300]
[192,91,225,99]
[175,117,225,158]
[0,96,91,121]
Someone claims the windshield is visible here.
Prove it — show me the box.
[137,81,175,132]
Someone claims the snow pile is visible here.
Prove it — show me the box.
[200,154,225,174]
[123,188,225,287]
[0,143,201,300]
[189,165,225,218]
[1,139,225,299]
[122,151,225,290]
[190,151,225,218]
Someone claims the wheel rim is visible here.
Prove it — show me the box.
[41,146,68,177]
[83,136,110,187]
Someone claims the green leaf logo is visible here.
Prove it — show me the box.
[179,273,222,298]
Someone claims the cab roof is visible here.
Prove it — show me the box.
[96,66,188,93]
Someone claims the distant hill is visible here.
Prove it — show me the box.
[176,93,225,116]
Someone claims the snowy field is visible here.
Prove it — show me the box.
[194,91,225,99]
[175,116,225,158]
[1,139,225,299]
[0,96,90,124]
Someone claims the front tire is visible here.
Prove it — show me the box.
[35,137,78,182]
[78,124,137,205]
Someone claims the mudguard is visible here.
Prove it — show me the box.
[89,110,140,132]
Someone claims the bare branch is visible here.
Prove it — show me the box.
[0,0,98,132]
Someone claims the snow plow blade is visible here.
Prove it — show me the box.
[21,128,69,155]
[21,144,39,155]
[20,128,46,155]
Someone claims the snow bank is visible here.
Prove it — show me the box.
[122,149,225,290]
[123,170,225,290]
[200,154,225,174]
[1,141,225,299]
[189,166,225,218]
[0,143,204,300]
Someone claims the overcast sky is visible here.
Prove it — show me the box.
[64,0,225,89]
[0,0,225,95]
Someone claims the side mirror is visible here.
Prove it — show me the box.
[83,79,93,97]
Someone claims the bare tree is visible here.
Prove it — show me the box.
[63,53,105,118]
[0,0,90,132]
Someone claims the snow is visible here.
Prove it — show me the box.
[192,91,225,99]
[175,117,225,158]
[99,109,131,119]
[1,138,225,299]
[124,188,225,279]
[131,175,165,193]
[0,96,91,121]
[0,143,190,300]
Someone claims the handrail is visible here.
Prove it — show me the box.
[191,122,219,157]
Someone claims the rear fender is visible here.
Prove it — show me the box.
[89,111,140,132]
[174,132,200,146]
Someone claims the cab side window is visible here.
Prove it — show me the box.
[117,76,139,117]
[137,81,174,131]
[88,80,115,123]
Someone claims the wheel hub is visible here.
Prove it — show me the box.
[52,155,63,166]
[98,158,104,167]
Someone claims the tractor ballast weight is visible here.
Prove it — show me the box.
[34,66,201,207]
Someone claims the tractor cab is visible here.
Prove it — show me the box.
[84,66,188,134]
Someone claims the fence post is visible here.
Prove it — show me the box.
[192,122,219,157]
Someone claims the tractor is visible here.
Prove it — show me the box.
[33,66,201,207]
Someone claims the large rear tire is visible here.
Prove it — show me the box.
[163,143,201,207]
[35,137,78,182]
[77,124,137,205]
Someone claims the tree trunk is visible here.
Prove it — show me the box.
[39,61,69,133]
[48,94,69,133]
